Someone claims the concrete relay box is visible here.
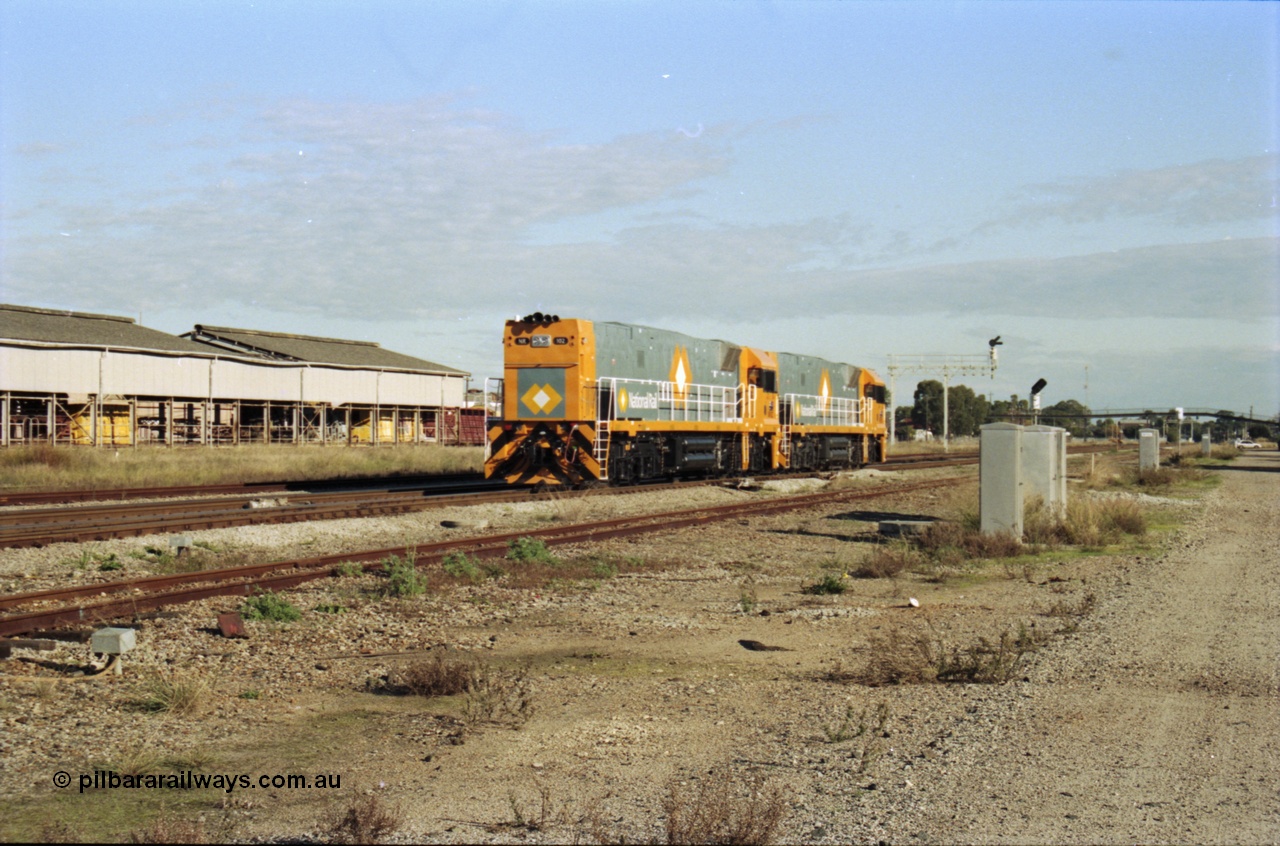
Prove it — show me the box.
[90,627,137,655]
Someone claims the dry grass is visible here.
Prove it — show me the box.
[0,443,482,493]
[851,544,918,578]
[662,769,790,846]
[1024,497,1147,549]
[501,784,568,833]
[94,744,167,779]
[127,816,207,844]
[830,626,940,686]
[385,651,476,697]
[322,794,406,845]
[462,664,536,728]
[831,622,1045,687]
[134,672,211,716]
[37,821,82,843]
[855,494,1148,582]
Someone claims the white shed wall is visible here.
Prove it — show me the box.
[1,347,100,394]
[210,358,305,402]
[2,343,467,408]
[103,351,209,397]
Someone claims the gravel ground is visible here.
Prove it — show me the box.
[1,455,1275,844]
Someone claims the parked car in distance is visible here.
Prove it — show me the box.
[1234,439,1262,449]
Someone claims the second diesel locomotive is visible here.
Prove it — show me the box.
[484,314,887,486]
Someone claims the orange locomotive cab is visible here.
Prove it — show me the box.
[857,367,888,464]
[740,346,780,472]
[485,314,600,485]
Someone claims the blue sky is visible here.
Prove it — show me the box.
[2,1,1276,415]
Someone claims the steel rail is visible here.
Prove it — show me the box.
[0,449,979,509]
[0,483,521,549]
[0,471,485,507]
[0,445,1123,549]
[0,477,965,637]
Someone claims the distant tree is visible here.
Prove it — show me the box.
[1040,399,1091,437]
[1094,417,1119,439]
[912,380,944,434]
[946,384,990,437]
[987,397,1029,425]
[893,406,915,441]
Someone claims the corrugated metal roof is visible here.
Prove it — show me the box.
[0,304,211,354]
[187,325,466,375]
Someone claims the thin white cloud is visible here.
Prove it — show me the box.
[992,155,1278,228]
[10,142,68,157]
[2,100,1276,338]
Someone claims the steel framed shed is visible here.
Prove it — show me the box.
[0,305,478,447]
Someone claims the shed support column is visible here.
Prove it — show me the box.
[264,402,271,444]
[1,393,8,448]
[47,397,55,445]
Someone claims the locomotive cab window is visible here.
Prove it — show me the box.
[748,367,777,393]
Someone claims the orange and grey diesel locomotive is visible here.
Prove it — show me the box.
[484,314,888,486]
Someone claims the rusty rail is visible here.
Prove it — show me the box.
[0,477,966,638]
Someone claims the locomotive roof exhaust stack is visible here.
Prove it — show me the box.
[520,313,560,325]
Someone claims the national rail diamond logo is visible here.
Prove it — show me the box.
[820,369,832,413]
[521,382,562,415]
[669,346,692,404]
[617,388,629,414]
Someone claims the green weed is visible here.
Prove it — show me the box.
[506,537,559,566]
[442,551,483,583]
[802,573,847,595]
[334,561,364,578]
[240,590,302,623]
[381,553,427,598]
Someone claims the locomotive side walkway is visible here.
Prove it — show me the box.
[901,450,1280,843]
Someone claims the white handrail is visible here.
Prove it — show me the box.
[593,377,741,423]
[784,393,863,426]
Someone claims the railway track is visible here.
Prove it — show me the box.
[0,480,520,549]
[0,446,1124,550]
[0,471,483,507]
[0,476,966,638]
[0,452,978,508]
